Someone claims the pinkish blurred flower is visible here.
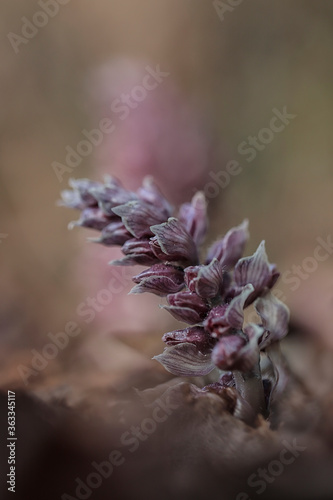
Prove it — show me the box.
[87,59,214,204]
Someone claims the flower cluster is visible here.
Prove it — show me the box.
[60,176,289,412]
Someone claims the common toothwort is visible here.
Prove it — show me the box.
[60,176,289,421]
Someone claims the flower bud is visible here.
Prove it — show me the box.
[111,238,160,266]
[68,207,110,231]
[59,189,87,210]
[163,291,210,324]
[113,200,170,238]
[204,284,254,336]
[68,178,102,206]
[89,221,132,246]
[255,291,290,349]
[137,176,172,214]
[59,178,102,210]
[234,241,279,303]
[206,220,249,268]
[211,334,247,370]
[178,192,208,245]
[211,323,263,372]
[90,184,137,216]
[150,218,199,265]
[184,258,224,299]
[162,326,213,351]
[131,263,185,296]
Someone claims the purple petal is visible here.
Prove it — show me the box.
[68,207,110,231]
[162,326,213,350]
[89,221,132,246]
[110,239,162,266]
[130,277,181,296]
[133,263,184,282]
[167,291,209,314]
[269,264,280,288]
[110,255,158,266]
[178,192,208,245]
[211,334,247,370]
[59,178,102,210]
[150,218,199,265]
[68,178,102,206]
[163,306,204,324]
[204,284,254,336]
[206,220,249,268]
[131,264,184,296]
[244,323,265,342]
[255,291,290,349]
[121,238,160,265]
[184,258,224,299]
[234,241,277,301]
[204,304,230,337]
[112,200,169,239]
[137,176,172,214]
[224,284,255,329]
[182,266,199,293]
[90,185,137,216]
[154,343,215,376]
[59,189,86,210]
[212,326,262,372]
[102,175,122,188]
[240,323,265,370]
[162,292,209,324]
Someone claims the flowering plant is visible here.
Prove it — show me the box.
[60,176,289,422]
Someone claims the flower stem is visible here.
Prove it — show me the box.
[233,363,266,419]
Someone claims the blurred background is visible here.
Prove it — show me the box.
[1,0,333,400]
[2,2,333,499]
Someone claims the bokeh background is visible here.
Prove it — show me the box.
[1,0,333,410]
[2,2,333,499]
